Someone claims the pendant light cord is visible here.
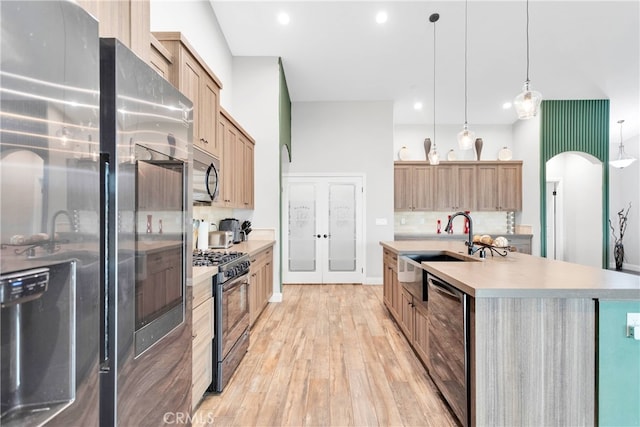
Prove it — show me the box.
[464,0,469,125]
[433,17,436,147]
[526,0,530,83]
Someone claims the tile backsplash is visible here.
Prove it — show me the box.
[395,211,512,235]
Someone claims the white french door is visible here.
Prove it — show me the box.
[282,175,364,284]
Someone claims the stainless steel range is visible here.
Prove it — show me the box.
[193,250,250,392]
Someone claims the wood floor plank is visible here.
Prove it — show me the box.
[194,284,457,427]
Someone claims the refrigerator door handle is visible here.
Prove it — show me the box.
[99,152,110,370]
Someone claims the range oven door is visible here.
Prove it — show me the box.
[193,147,220,205]
[221,272,249,358]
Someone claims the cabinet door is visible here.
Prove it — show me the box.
[220,116,237,207]
[200,76,220,157]
[242,138,254,209]
[413,165,435,211]
[434,165,458,211]
[498,164,522,211]
[390,265,401,323]
[400,287,413,338]
[192,298,212,410]
[476,165,499,211]
[394,165,412,210]
[413,300,429,363]
[456,164,477,211]
[182,54,202,149]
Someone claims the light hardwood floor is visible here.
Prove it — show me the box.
[194,284,458,427]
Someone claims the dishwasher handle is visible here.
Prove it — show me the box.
[427,274,462,301]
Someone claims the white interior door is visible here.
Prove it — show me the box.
[283,175,363,284]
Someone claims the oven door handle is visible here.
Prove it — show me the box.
[221,270,250,291]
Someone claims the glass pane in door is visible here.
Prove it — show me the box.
[288,183,316,272]
[327,183,356,272]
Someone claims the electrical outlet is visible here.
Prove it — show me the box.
[627,313,640,339]
[400,217,406,225]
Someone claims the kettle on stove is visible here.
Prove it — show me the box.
[219,218,241,243]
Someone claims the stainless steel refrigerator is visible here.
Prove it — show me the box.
[0,2,193,425]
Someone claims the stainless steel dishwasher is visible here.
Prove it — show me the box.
[426,273,470,426]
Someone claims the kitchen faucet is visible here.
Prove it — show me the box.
[49,210,72,253]
[445,211,483,257]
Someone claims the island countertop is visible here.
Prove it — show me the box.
[381,240,640,299]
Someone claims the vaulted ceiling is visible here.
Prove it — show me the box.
[212,1,639,137]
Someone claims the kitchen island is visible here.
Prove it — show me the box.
[380,240,640,427]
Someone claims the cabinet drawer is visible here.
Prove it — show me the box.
[193,274,213,308]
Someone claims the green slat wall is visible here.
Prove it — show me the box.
[539,99,610,268]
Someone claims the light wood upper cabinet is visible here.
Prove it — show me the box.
[434,163,476,211]
[77,0,150,61]
[395,161,522,212]
[149,35,172,79]
[219,108,255,209]
[153,32,222,158]
[476,162,523,211]
[394,164,434,211]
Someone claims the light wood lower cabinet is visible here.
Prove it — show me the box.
[382,249,401,322]
[399,283,430,366]
[191,274,213,410]
[249,246,273,327]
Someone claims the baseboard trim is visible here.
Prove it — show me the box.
[269,292,283,303]
[364,276,383,286]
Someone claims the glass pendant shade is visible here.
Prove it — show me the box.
[610,148,636,169]
[514,81,542,119]
[610,120,637,168]
[457,124,475,150]
[428,146,440,165]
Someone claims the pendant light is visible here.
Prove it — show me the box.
[457,0,474,150]
[514,0,542,119]
[428,13,440,165]
[610,119,637,169]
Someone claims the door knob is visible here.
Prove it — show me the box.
[316,234,321,238]
[323,234,329,238]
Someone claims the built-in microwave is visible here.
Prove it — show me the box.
[193,147,220,205]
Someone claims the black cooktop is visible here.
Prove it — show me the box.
[192,250,246,267]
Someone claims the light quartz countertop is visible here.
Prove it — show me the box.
[381,240,640,299]
[191,240,275,284]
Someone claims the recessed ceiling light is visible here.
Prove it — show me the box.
[414,102,423,110]
[376,11,388,24]
[277,12,290,25]
[502,102,512,110]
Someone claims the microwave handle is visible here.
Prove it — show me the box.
[205,162,219,201]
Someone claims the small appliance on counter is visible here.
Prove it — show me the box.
[208,231,234,249]
[219,218,241,244]
[240,220,252,241]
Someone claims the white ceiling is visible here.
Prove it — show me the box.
[211,0,640,136]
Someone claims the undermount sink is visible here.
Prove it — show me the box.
[404,252,475,263]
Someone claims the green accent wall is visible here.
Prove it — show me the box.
[278,58,291,293]
[539,99,610,268]
[279,58,291,161]
[599,300,640,426]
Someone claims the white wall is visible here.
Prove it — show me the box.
[393,124,513,162]
[231,56,282,296]
[609,134,640,271]
[512,116,542,256]
[547,153,603,268]
[289,101,394,284]
[150,0,234,110]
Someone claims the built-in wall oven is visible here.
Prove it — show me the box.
[193,250,250,392]
[192,147,220,205]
